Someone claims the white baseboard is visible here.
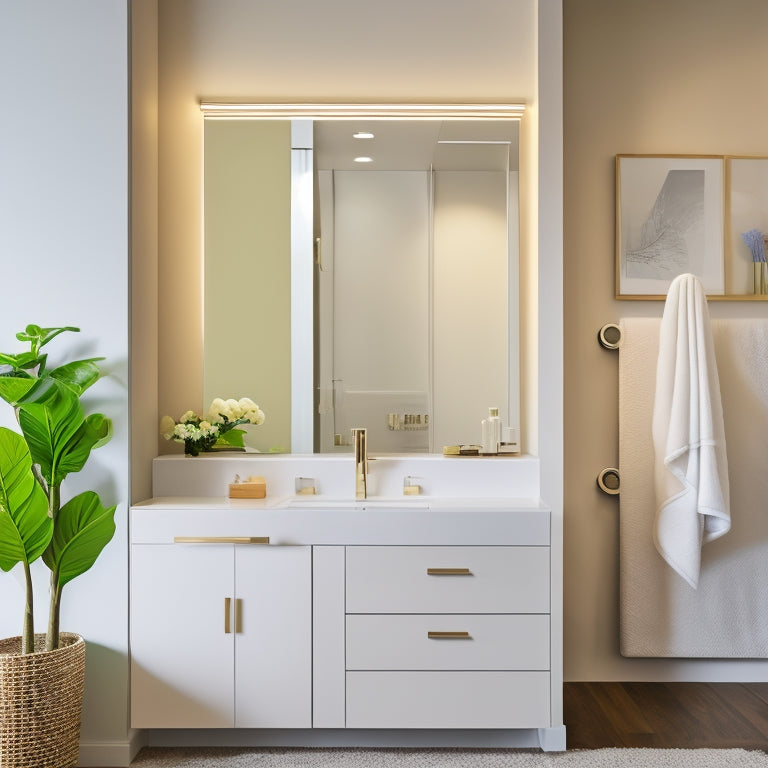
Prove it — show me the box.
[77,729,147,767]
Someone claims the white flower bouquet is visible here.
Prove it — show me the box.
[161,397,265,456]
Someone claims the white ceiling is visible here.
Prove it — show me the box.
[314,119,520,172]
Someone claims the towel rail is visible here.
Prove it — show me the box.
[598,323,622,350]
[597,467,620,495]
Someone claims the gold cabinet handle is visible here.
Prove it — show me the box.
[428,631,472,639]
[224,597,232,634]
[235,598,243,634]
[426,567,472,576]
[174,536,270,544]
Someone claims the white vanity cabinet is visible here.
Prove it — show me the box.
[130,500,561,748]
[130,535,311,729]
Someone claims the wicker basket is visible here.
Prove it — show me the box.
[0,633,85,768]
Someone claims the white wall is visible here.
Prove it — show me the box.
[0,1,133,765]
[331,170,430,453]
[433,170,509,450]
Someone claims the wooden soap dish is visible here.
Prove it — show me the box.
[228,476,266,499]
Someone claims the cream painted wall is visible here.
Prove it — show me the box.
[132,0,160,506]
[564,0,768,681]
[157,0,538,455]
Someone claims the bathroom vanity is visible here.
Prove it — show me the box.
[129,455,564,751]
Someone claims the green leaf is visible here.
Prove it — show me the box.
[43,491,116,588]
[215,428,246,447]
[13,351,41,370]
[49,358,104,395]
[0,428,52,572]
[0,376,39,407]
[0,352,23,367]
[17,326,79,347]
[17,388,84,490]
[57,413,112,477]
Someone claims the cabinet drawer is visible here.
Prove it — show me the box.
[346,614,549,671]
[346,671,550,729]
[346,546,549,613]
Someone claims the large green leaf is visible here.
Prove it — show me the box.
[0,428,52,572]
[43,491,116,588]
[49,358,104,395]
[17,387,84,489]
[57,413,112,477]
[0,376,39,407]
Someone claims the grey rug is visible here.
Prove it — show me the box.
[130,747,768,767]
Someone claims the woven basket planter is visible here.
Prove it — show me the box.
[0,633,85,768]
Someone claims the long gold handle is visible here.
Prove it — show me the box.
[174,536,270,544]
[224,597,232,634]
[235,598,243,633]
[426,567,472,576]
[428,631,471,639]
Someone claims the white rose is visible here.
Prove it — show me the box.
[201,421,220,438]
[206,398,228,424]
[179,410,198,424]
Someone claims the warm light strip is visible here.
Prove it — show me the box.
[437,140,513,144]
[199,102,525,119]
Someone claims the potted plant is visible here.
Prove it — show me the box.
[0,325,116,768]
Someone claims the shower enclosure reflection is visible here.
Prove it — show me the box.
[203,114,520,455]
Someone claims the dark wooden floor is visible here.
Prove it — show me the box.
[564,682,768,750]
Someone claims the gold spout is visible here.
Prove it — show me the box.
[352,427,368,499]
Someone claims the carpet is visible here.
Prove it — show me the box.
[130,747,768,767]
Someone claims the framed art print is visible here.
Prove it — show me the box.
[616,155,725,298]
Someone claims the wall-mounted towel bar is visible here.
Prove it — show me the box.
[597,467,620,495]
[598,323,622,350]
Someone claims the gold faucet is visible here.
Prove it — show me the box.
[352,427,368,499]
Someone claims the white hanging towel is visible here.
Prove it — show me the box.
[652,273,730,588]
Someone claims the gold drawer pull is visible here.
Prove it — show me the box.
[426,567,472,576]
[428,631,472,639]
[224,597,232,634]
[174,536,270,544]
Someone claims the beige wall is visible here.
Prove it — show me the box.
[132,0,159,503]
[564,0,768,680]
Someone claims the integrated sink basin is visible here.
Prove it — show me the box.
[280,497,429,510]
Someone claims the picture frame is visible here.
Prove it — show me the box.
[725,156,768,297]
[615,155,725,299]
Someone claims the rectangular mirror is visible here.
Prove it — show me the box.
[202,106,521,455]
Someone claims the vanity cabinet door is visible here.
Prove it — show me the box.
[131,543,235,728]
[131,541,312,729]
[234,544,312,728]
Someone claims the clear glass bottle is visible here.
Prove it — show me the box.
[481,407,501,455]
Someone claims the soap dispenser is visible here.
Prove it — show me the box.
[481,407,501,455]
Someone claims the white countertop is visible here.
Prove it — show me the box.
[130,496,551,546]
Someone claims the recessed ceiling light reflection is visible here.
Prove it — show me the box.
[353,131,375,139]
[354,156,373,163]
